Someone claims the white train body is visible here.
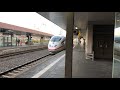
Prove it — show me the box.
[48,36,66,54]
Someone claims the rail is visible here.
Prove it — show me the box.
[0,53,50,78]
[0,46,47,58]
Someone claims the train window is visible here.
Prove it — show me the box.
[61,40,65,45]
[50,36,62,42]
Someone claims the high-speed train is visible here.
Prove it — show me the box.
[48,35,66,54]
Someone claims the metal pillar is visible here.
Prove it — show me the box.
[11,34,13,46]
[3,37,5,47]
[16,37,17,46]
[65,12,74,78]
[7,37,8,46]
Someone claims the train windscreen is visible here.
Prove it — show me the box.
[50,36,62,42]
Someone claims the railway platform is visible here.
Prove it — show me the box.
[0,44,48,56]
[46,44,112,78]
[0,42,113,78]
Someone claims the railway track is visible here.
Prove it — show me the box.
[0,46,47,58]
[0,53,50,78]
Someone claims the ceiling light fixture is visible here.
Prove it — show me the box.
[75,26,78,29]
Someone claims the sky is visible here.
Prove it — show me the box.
[0,12,66,36]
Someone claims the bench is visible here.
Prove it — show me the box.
[86,51,94,61]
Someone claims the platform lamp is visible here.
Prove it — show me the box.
[73,26,81,36]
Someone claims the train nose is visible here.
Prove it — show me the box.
[48,42,58,47]
[49,44,57,47]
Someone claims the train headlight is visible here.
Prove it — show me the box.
[54,45,57,47]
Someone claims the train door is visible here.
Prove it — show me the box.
[61,37,66,49]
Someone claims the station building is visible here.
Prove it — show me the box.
[0,18,53,47]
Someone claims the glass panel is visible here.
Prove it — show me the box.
[0,36,3,47]
[12,37,17,46]
[50,36,62,42]
[113,12,120,78]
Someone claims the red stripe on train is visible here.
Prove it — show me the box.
[48,46,64,50]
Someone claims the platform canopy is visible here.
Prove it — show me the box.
[38,12,115,30]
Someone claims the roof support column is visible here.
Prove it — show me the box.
[65,12,74,78]
[85,24,93,59]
